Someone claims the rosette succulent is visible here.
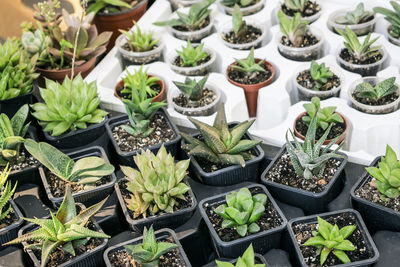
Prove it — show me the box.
[216,244,264,267]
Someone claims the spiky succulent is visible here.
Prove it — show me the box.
[221,0,256,8]
[4,185,110,267]
[176,41,209,67]
[121,66,161,98]
[0,105,30,166]
[335,3,374,25]
[125,226,179,267]
[181,104,261,167]
[173,75,208,106]
[229,47,265,74]
[304,217,356,265]
[119,21,159,52]
[283,0,309,12]
[309,61,333,91]
[366,145,400,200]
[24,139,115,187]
[31,75,108,136]
[216,244,265,267]
[86,0,132,14]
[278,11,309,47]
[374,1,400,39]
[302,97,344,131]
[354,77,398,101]
[0,165,17,221]
[121,145,190,218]
[214,187,266,237]
[232,4,247,39]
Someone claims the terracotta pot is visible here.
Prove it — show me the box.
[226,59,276,117]
[36,57,96,87]
[293,111,348,145]
[93,0,148,52]
[114,75,165,102]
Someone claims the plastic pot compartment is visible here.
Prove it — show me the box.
[0,90,34,118]
[327,9,376,36]
[348,77,400,114]
[261,144,348,214]
[103,228,192,267]
[199,184,287,258]
[217,0,266,16]
[0,200,23,245]
[287,209,379,267]
[167,46,216,76]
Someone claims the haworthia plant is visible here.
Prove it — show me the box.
[173,75,208,107]
[0,164,17,221]
[216,244,265,267]
[354,77,398,101]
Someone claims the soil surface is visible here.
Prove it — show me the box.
[0,149,38,173]
[264,152,343,193]
[173,55,211,68]
[339,48,383,65]
[122,42,158,53]
[173,17,210,32]
[173,88,217,108]
[0,208,18,230]
[295,115,346,140]
[292,212,375,266]
[222,25,262,44]
[112,113,176,152]
[352,91,399,106]
[228,62,272,85]
[204,187,283,242]
[296,70,341,92]
[281,31,319,48]
[281,1,320,17]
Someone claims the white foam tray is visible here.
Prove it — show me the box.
[85,0,400,165]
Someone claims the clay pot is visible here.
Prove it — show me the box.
[226,59,275,117]
[93,0,148,52]
[293,111,348,145]
[114,75,165,102]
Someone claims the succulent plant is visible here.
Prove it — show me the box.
[229,47,265,74]
[121,66,161,98]
[121,145,190,218]
[216,244,265,267]
[232,4,247,39]
[87,0,132,15]
[124,225,179,267]
[181,105,261,167]
[354,77,398,101]
[176,41,209,67]
[309,60,333,91]
[278,10,309,47]
[336,27,380,62]
[283,0,309,12]
[366,145,400,200]
[302,97,344,131]
[0,105,30,166]
[221,0,256,8]
[24,139,115,187]
[0,165,17,221]
[335,3,374,25]
[4,185,110,267]
[214,187,267,237]
[173,75,208,107]
[119,21,159,52]
[374,1,400,39]
[31,74,108,136]
[21,29,52,66]
[304,216,356,265]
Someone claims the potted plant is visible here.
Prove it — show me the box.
[181,104,264,186]
[154,0,215,42]
[170,0,205,10]
[374,1,400,46]
[226,48,275,117]
[103,226,191,266]
[24,139,116,208]
[115,145,197,231]
[327,3,376,36]
[215,244,267,266]
[280,0,321,23]
[294,97,348,145]
[287,209,379,266]
[294,61,342,101]
[335,27,386,76]
[351,145,400,232]
[116,21,164,66]
[199,185,287,258]
[276,11,324,61]
[87,0,148,51]
[171,75,222,116]
[4,185,110,267]
[217,0,266,16]
[218,5,266,50]
[348,76,400,114]
[261,111,348,214]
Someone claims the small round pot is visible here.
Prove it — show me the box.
[227,59,276,117]
[169,0,204,10]
[280,5,322,24]
[276,27,324,61]
[293,111,348,145]
[167,46,216,76]
[93,0,148,51]
[218,0,266,16]
[348,76,400,114]
[114,75,165,102]
[386,27,400,46]
[327,9,376,36]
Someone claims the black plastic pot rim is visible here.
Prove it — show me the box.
[261,143,348,198]
[0,88,33,103]
[96,0,148,17]
[198,183,287,246]
[0,200,24,235]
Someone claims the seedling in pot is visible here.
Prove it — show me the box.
[232,4,247,39]
[86,0,132,14]
[175,41,209,67]
[216,244,265,267]
[121,66,161,98]
[0,165,17,221]
[335,3,374,25]
[119,21,159,52]
[221,0,256,8]
[353,77,398,104]
[173,75,208,108]
[374,1,400,40]
[302,97,344,131]
[309,61,333,91]
[4,185,110,267]
[283,0,309,13]
[282,0,321,19]
[278,11,309,47]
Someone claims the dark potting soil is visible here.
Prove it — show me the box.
[292,212,375,266]
[0,149,38,173]
[228,62,272,85]
[119,180,193,220]
[122,42,158,53]
[173,88,217,108]
[355,175,400,212]
[296,70,341,92]
[112,113,176,152]
[264,152,342,193]
[108,236,187,267]
[281,31,319,48]
[0,208,17,230]
[222,25,262,44]
[352,91,399,106]
[281,1,320,17]
[173,16,210,32]
[339,48,383,65]
[295,115,346,140]
[117,82,162,100]
[203,187,283,242]
[173,55,211,68]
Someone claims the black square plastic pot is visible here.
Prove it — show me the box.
[261,144,347,215]
[106,108,181,166]
[199,183,287,258]
[287,209,379,267]
[103,228,192,267]
[182,123,264,186]
[0,200,23,245]
[0,90,33,118]
[351,156,400,232]
[39,146,117,209]
[115,177,197,232]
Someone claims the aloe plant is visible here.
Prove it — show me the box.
[119,22,159,52]
[121,66,161,98]
[176,41,209,67]
[278,10,309,47]
[216,244,264,267]
[0,165,17,221]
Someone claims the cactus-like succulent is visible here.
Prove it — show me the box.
[374,1,400,39]
[0,165,17,221]
[4,185,110,267]
[232,4,247,39]
[309,61,333,91]
[173,75,208,107]
[119,21,159,52]
[31,74,108,136]
[229,47,266,74]
[214,187,267,237]
[216,244,265,267]
[121,66,161,98]
[278,10,309,47]
[176,41,209,67]
[284,0,309,12]
[302,97,344,131]
[354,77,398,101]
[181,105,261,167]
[335,3,374,25]
[121,145,190,218]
